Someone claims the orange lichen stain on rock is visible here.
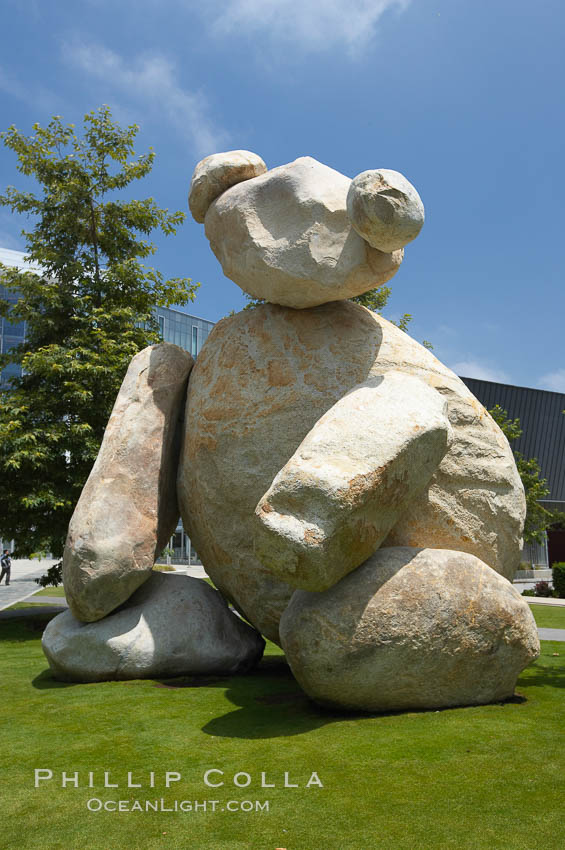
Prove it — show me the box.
[267,360,293,387]
[198,435,217,452]
[469,397,487,420]
[303,370,330,393]
[261,502,274,513]
[342,469,383,506]
[202,403,241,422]
[211,374,235,398]
[303,528,323,545]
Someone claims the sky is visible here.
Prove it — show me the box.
[0,0,564,392]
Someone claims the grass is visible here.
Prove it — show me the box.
[0,608,564,850]
[5,602,68,611]
[527,602,565,629]
[33,586,67,597]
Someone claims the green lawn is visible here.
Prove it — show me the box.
[5,602,68,611]
[527,602,565,629]
[32,586,67,597]
[0,609,563,850]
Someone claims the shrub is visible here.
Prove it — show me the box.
[522,589,536,596]
[534,581,553,597]
[552,563,565,598]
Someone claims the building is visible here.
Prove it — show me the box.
[0,247,36,388]
[461,377,565,568]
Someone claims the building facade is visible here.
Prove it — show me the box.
[461,376,565,568]
[0,248,35,388]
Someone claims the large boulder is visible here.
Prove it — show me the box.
[279,547,540,712]
[179,301,525,644]
[254,372,452,591]
[42,573,265,682]
[63,343,193,623]
[204,156,403,309]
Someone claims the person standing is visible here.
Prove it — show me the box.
[0,549,11,585]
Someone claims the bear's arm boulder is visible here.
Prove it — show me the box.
[254,372,452,592]
[63,343,194,622]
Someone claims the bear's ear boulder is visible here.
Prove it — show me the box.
[188,150,267,223]
[347,169,425,253]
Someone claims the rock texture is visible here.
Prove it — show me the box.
[347,169,425,253]
[204,156,403,309]
[189,150,267,224]
[254,372,451,591]
[43,573,265,682]
[279,547,540,712]
[64,343,193,623]
[179,301,525,644]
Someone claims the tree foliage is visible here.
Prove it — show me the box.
[0,106,197,559]
[349,285,433,347]
[489,404,554,545]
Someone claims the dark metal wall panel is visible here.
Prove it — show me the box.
[460,377,565,502]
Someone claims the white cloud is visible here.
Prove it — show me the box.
[538,369,565,394]
[450,359,510,384]
[64,43,227,156]
[0,65,60,113]
[207,0,412,54]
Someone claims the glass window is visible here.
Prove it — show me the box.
[2,338,22,352]
[192,326,198,356]
[158,315,165,338]
[3,319,25,337]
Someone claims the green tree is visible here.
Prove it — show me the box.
[489,404,554,544]
[0,106,197,564]
[349,285,433,347]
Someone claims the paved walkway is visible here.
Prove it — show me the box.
[25,595,68,606]
[0,559,59,612]
[538,628,565,642]
[0,561,208,613]
[525,596,565,607]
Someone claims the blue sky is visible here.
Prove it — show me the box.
[1,0,563,391]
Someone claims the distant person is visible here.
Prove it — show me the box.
[0,549,11,585]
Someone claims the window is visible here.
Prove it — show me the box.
[192,326,198,357]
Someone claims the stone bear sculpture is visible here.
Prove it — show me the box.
[43,151,539,711]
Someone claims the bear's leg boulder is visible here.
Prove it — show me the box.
[279,547,539,712]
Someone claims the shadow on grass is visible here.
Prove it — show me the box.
[153,654,349,739]
[519,664,565,689]
[21,613,560,736]
[32,668,79,689]
[0,609,62,642]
